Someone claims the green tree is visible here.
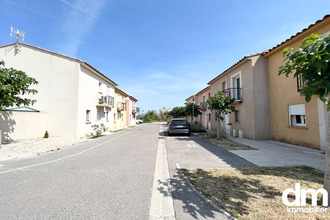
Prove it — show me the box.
[168,106,186,118]
[185,103,202,117]
[278,33,330,201]
[0,61,38,145]
[0,61,38,110]
[158,107,170,121]
[207,91,235,139]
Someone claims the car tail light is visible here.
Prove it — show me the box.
[169,124,173,127]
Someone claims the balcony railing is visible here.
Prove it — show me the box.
[133,107,140,114]
[222,88,242,102]
[117,102,126,111]
[97,95,114,108]
[200,102,207,110]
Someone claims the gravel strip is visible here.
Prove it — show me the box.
[0,137,87,161]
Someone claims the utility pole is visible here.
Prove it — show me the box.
[191,98,194,126]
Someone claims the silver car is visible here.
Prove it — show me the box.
[168,118,191,136]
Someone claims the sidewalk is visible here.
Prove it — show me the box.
[227,137,325,171]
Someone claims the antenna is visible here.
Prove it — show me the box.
[10,27,25,42]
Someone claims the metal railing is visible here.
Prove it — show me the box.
[117,102,126,111]
[222,88,242,102]
[98,96,114,108]
[133,107,140,113]
[200,102,207,110]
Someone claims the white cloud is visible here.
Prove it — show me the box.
[57,0,107,57]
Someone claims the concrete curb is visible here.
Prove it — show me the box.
[175,163,237,220]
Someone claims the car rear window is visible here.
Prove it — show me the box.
[171,120,188,125]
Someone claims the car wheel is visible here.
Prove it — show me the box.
[168,132,171,136]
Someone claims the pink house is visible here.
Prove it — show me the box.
[195,86,211,130]
[126,96,139,126]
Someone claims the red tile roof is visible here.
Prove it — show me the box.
[207,51,267,85]
[265,14,330,56]
[0,42,118,86]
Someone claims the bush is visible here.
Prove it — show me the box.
[92,123,107,137]
[43,131,49,138]
[191,125,207,133]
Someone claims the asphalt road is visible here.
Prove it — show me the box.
[0,123,255,220]
[0,124,158,219]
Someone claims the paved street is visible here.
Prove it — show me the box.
[0,124,158,219]
[162,124,256,220]
[0,123,256,219]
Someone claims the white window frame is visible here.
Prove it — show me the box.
[289,104,306,127]
[230,71,242,101]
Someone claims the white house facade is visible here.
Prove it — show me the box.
[0,42,117,140]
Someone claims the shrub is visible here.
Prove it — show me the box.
[191,125,207,133]
[92,123,107,137]
[43,131,49,138]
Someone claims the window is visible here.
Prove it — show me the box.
[235,110,240,123]
[209,113,211,121]
[222,81,226,91]
[289,104,306,126]
[86,110,91,123]
[97,109,103,121]
[231,72,242,101]
[99,82,103,94]
[106,111,109,122]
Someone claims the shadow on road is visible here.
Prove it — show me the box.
[156,172,223,219]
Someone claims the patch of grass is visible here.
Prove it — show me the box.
[182,167,328,219]
[199,134,255,150]
[113,129,123,132]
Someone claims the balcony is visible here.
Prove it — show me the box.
[200,102,207,111]
[133,107,140,114]
[97,95,114,108]
[222,88,242,103]
[117,102,126,112]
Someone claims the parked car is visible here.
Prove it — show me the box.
[136,119,143,124]
[168,118,191,136]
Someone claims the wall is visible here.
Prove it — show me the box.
[0,44,79,139]
[0,111,48,141]
[251,56,272,139]
[210,59,256,139]
[209,55,271,140]
[266,21,330,149]
[76,66,116,137]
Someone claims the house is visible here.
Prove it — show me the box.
[264,14,330,150]
[185,95,196,124]
[0,42,118,140]
[126,96,139,126]
[194,86,211,130]
[114,88,128,129]
[207,52,271,140]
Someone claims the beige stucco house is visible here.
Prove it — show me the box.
[0,42,117,141]
[114,88,128,129]
[208,52,271,140]
[264,14,330,150]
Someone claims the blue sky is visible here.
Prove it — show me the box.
[1,0,329,113]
